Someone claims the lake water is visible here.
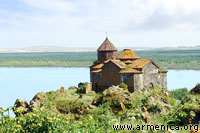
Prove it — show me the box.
[0,68,200,110]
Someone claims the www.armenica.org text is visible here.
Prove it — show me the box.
[112,124,199,131]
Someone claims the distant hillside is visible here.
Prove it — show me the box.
[155,46,200,51]
[1,45,200,53]
[0,46,96,53]
[0,46,153,53]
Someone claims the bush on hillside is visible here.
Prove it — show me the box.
[76,84,87,94]
[119,83,128,90]
[169,88,188,100]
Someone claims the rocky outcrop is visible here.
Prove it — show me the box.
[92,86,131,113]
[13,93,42,116]
[72,106,87,115]
[13,99,31,116]
[30,93,42,108]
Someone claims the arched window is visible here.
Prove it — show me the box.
[149,83,154,89]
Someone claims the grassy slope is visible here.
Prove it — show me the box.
[1,86,197,132]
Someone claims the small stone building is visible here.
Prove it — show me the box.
[90,37,168,92]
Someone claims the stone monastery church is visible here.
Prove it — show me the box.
[90,37,168,92]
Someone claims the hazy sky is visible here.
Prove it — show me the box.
[1,0,200,48]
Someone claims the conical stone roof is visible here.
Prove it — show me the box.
[98,37,117,51]
[117,49,140,60]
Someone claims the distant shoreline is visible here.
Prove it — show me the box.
[1,49,200,70]
[0,66,89,68]
[0,66,200,71]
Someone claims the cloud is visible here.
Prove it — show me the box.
[81,0,200,32]
[22,0,76,14]
[2,0,200,32]
[1,0,200,48]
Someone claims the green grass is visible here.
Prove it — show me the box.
[1,86,200,132]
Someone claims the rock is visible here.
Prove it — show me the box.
[69,86,77,90]
[79,94,83,98]
[147,96,156,106]
[60,86,65,94]
[32,93,42,102]
[73,106,87,115]
[120,102,126,112]
[88,105,95,109]
[161,91,170,96]
[30,93,42,108]
[24,101,29,107]
[13,99,31,116]
[13,93,43,115]
[190,129,196,133]
[48,91,55,94]
[135,114,141,119]
[30,100,40,108]
[93,86,132,110]
[14,99,26,108]
[142,107,147,112]
[92,96,103,106]
[142,111,151,123]
[164,105,172,110]
[190,83,200,94]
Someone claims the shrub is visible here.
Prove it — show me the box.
[169,88,188,100]
[0,105,117,132]
[0,107,67,132]
[76,84,87,94]
[119,83,128,90]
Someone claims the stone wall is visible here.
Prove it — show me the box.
[91,72,101,92]
[120,73,134,92]
[100,61,121,90]
[142,62,159,88]
[92,61,121,92]
[142,62,167,89]
[133,74,143,91]
[160,72,167,89]
[98,51,117,61]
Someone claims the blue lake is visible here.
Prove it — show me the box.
[0,68,200,109]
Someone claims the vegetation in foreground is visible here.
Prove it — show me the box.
[1,49,200,69]
[1,83,200,132]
